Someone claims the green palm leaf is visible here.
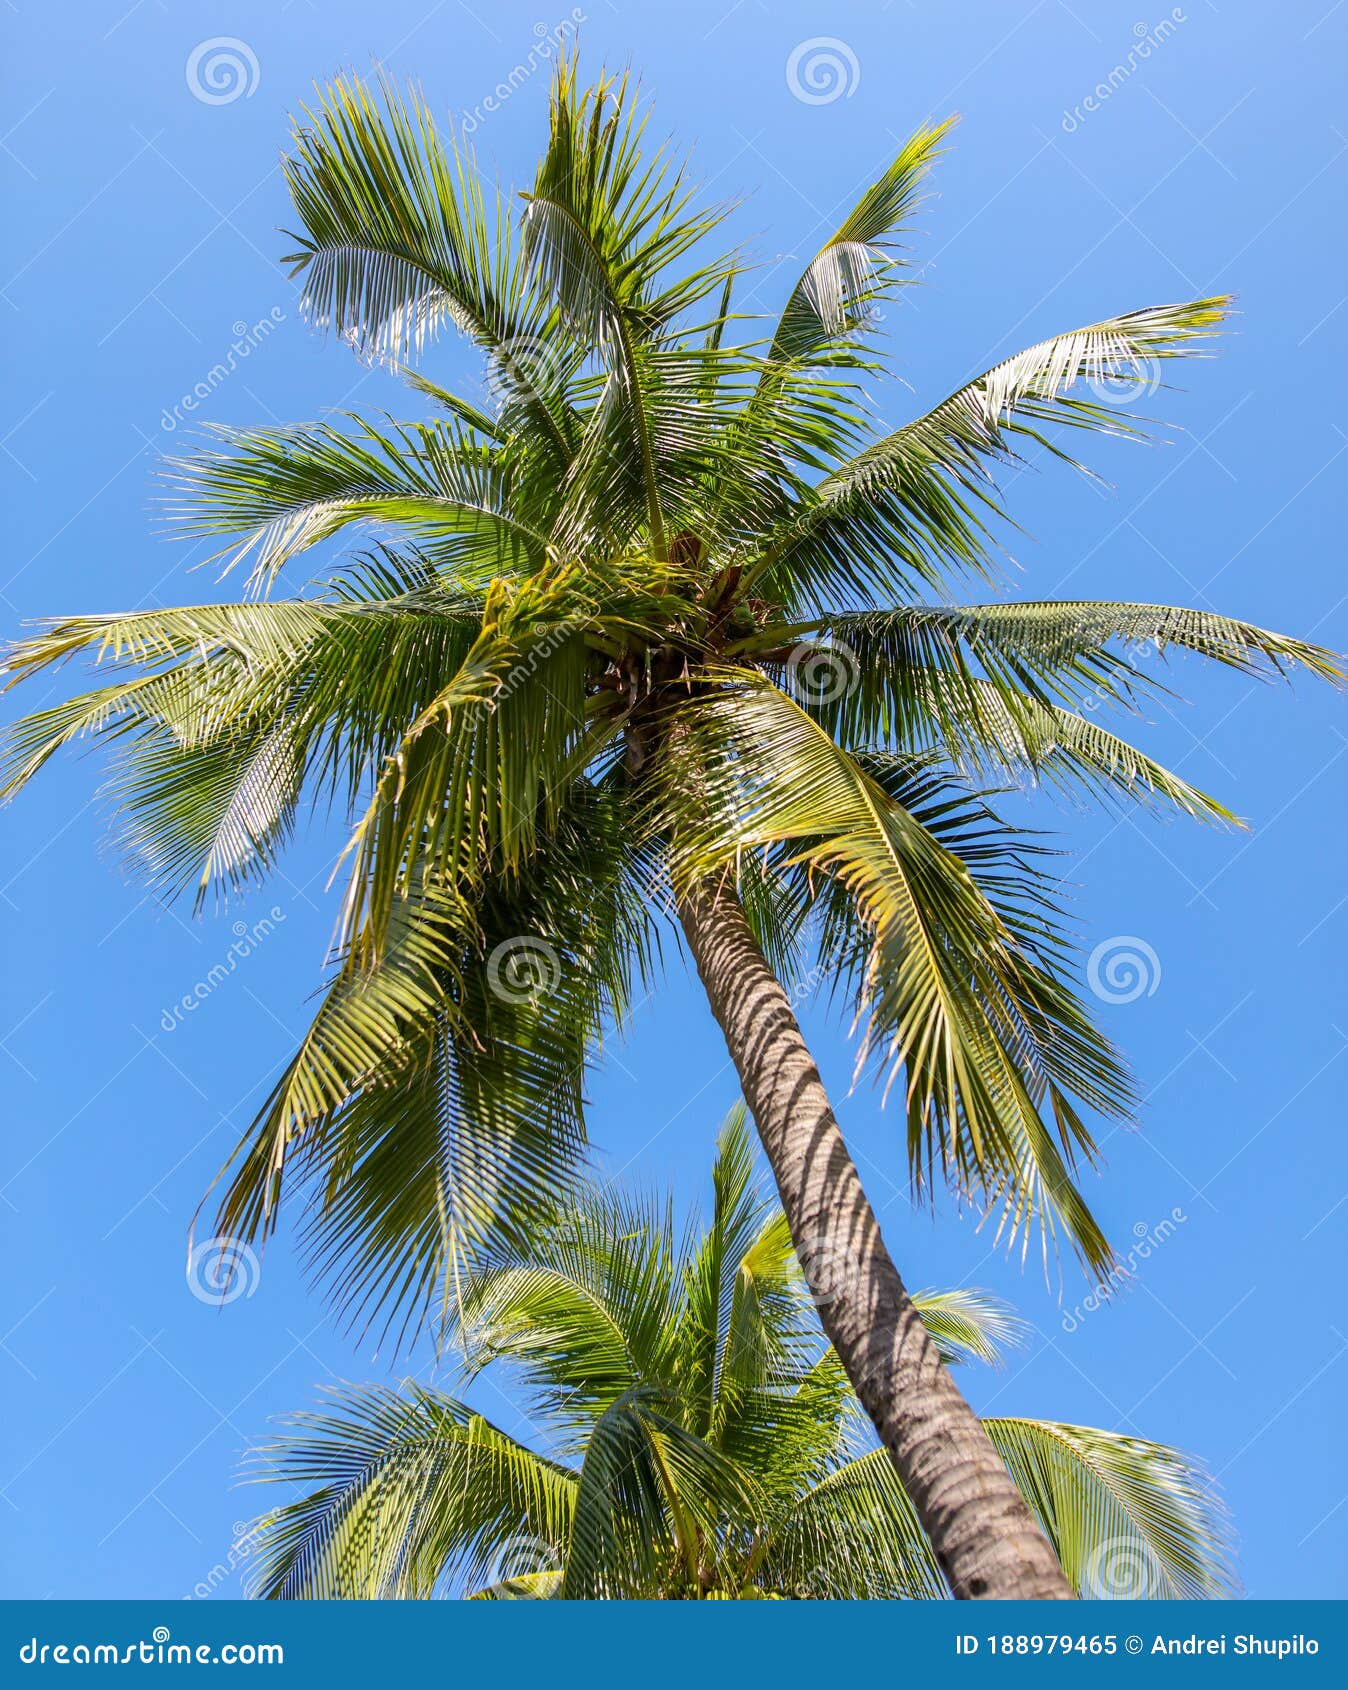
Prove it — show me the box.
[246,1121,1237,1600]
[213,785,657,1344]
[986,1418,1236,1599]
[752,300,1230,608]
[168,417,553,590]
[3,576,486,901]
[768,600,1341,712]
[282,75,577,461]
[766,120,953,366]
[664,674,1131,1270]
[247,1384,578,1599]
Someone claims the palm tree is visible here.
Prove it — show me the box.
[245,1109,1236,1601]
[1,61,1335,1596]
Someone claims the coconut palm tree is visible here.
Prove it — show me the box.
[1,61,1335,1596]
[246,1109,1236,1602]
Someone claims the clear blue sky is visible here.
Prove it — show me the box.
[2,0,1344,1602]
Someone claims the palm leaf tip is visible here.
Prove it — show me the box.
[769,115,957,362]
[973,296,1232,428]
[911,1286,1026,1366]
[986,1419,1240,1600]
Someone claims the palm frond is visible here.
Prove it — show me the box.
[952,684,1240,822]
[663,674,1133,1271]
[2,580,487,901]
[766,118,954,367]
[675,1105,819,1442]
[283,74,577,462]
[247,1383,577,1599]
[336,564,609,951]
[760,599,1342,714]
[753,299,1230,609]
[520,62,741,560]
[168,417,553,590]
[755,626,1243,823]
[985,1418,1239,1599]
[908,1287,1026,1367]
[212,785,657,1346]
[762,1444,949,1599]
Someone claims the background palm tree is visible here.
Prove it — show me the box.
[246,1109,1236,1601]
[2,61,1335,1595]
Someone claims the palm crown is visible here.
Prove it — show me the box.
[248,1109,1236,1601]
[3,62,1335,1352]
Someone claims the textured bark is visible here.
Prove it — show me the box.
[677,874,1074,1600]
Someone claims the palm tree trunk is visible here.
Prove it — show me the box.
[677,873,1074,1600]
